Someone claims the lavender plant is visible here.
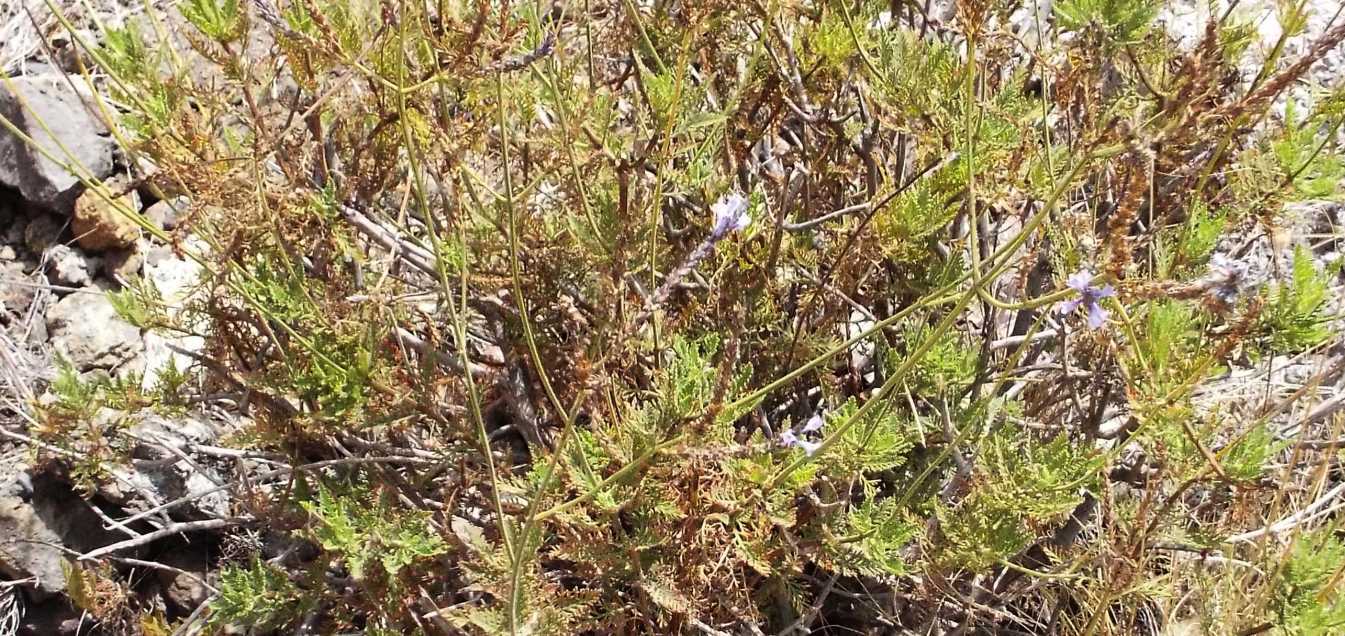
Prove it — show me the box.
[4,0,1345,634]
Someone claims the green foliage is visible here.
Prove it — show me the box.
[1055,0,1159,45]
[96,24,181,137]
[1182,201,1228,261]
[209,559,309,630]
[98,23,157,82]
[237,255,376,419]
[933,432,1098,571]
[1274,530,1345,634]
[831,497,917,577]
[47,357,99,421]
[147,358,191,414]
[875,169,963,263]
[643,69,694,125]
[1219,423,1283,482]
[1136,299,1205,393]
[301,484,447,582]
[1260,246,1334,353]
[804,10,857,71]
[561,428,622,513]
[659,336,721,424]
[107,278,168,330]
[451,524,592,634]
[33,359,158,491]
[872,29,960,123]
[1273,100,1345,199]
[1159,199,1227,277]
[179,0,243,44]
[819,397,916,477]
[901,325,977,395]
[650,336,757,436]
[72,0,1345,633]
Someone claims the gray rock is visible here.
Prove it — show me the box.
[45,290,141,371]
[0,260,36,319]
[127,412,220,449]
[103,243,145,282]
[0,244,16,260]
[99,462,158,512]
[141,241,206,390]
[0,458,125,598]
[0,76,115,209]
[1296,200,1345,256]
[3,214,25,244]
[43,244,99,288]
[144,197,187,231]
[0,464,33,500]
[157,547,211,614]
[24,316,48,348]
[108,461,227,522]
[117,352,149,382]
[181,468,229,519]
[96,411,228,521]
[23,214,62,254]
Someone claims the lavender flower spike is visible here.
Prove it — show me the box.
[795,439,822,456]
[1057,269,1115,329]
[710,192,751,238]
[1206,253,1249,305]
[779,413,825,456]
[630,191,752,331]
[779,430,821,456]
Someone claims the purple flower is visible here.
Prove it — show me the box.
[779,413,825,456]
[632,191,751,331]
[1206,253,1248,304]
[710,192,751,238]
[1057,269,1115,329]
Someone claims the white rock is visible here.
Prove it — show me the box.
[45,289,141,371]
[43,244,99,287]
[1158,0,1345,93]
[144,197,187,231]
[1009,0,1053,49]
[845,310,876,372]
[140,239,207,390]
[145,241,206,305]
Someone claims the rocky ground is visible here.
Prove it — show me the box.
[0,42,223,633]
[0,0,1343,634]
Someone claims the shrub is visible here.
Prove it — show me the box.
[9,0,1345,633]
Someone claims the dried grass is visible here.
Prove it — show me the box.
[0,320,50,425]
[1,0,148,76]
[0,582,23,636]
[0,0,57,75]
